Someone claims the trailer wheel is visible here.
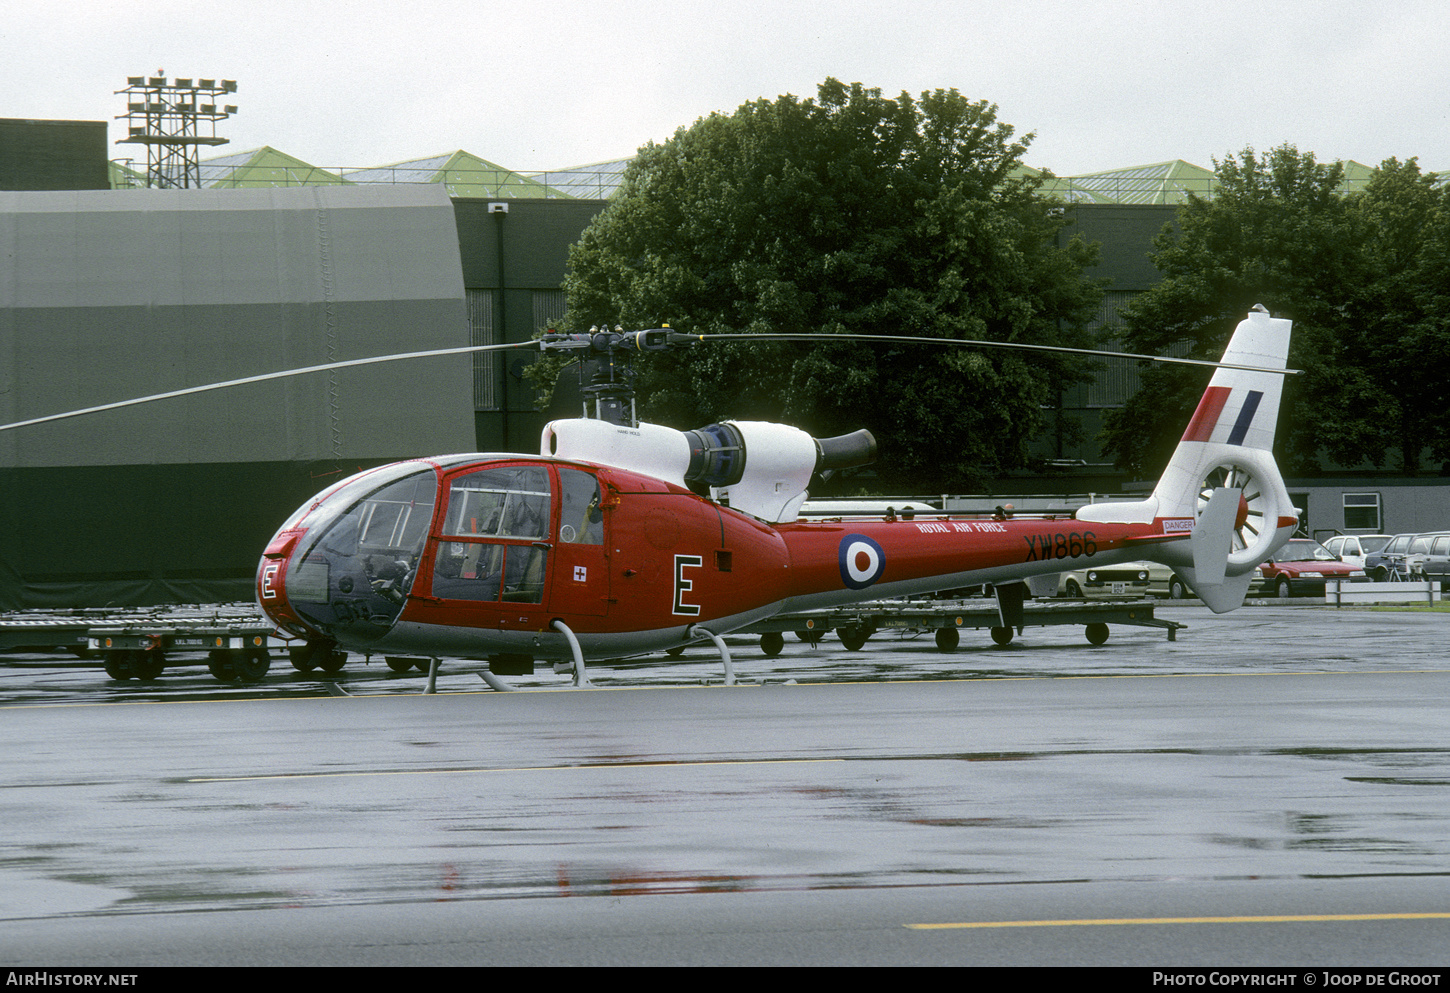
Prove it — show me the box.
[207,649,237,682]
[288,644,317,672]
[1085,622,1110,645]
[232,647,271,683]
[104,652,135,680]
[760,632,785,657]
[935,627,960,652]
[838,628,869,652]
[989,626,1014,646]
[385,656,418,673]
[288,641,347,673]
[131,650,165,681]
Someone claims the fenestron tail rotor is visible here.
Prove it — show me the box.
[1197,463,1266,555]
[1193,457,1292,574]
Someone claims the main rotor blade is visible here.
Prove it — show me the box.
[697,333,1301,376]
[0,341,539,433]
[3,324,1297,435]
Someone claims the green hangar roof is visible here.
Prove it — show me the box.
[200,146,348,188]
[333,150,571,199]
[163,149,1381,203]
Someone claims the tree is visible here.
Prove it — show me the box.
[1335,158,1450,472]
[1101,144,1372,478]
[536,79,1104,491]
[1103,145,1450,477]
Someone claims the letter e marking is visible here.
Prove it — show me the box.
[673,554,704,616]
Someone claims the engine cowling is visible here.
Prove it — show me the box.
[542,418,876,523]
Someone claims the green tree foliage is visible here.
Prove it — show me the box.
[1339,158,1450,472]
[1103,145,1450,477]
[538,79,1104,490]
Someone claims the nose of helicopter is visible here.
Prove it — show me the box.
[255,462,440,646]
[256,531,304,634]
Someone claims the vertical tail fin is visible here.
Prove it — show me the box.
[1080,306,1297,612]
[1152,306,1297,610]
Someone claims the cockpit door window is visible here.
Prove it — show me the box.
[431,465,551,604]
[550,467,610,617]
[557,467,604,545]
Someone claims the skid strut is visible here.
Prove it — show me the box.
[689,624,735,686]
[552,619,591,687]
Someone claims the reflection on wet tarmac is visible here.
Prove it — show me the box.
[3,605,1450,921]
[3,604,1446,708]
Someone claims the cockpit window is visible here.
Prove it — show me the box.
[558,467,603,545]
[442,465,550,540]
[286,468,437,641]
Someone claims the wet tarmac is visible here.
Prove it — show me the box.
[2,602,1448,966]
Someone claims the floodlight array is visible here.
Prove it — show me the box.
[115,75,239,188]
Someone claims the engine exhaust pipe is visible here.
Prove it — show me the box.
[814,429,877,471]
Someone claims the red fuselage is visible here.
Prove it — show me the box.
[257,455,1169,662]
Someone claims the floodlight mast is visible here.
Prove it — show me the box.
[115,75,238,188]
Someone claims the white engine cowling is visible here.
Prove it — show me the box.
[703,421,818,523]
[541,418,876,523]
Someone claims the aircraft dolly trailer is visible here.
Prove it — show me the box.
[0,605,281,683]
[2,595,1182,685]
[749,595,1186,654]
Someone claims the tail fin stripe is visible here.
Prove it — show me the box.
[1225,390,1264,446]
[1182,386,1231,442]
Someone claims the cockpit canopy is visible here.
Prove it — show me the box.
[281,460,444,643]
[269,456,602,643]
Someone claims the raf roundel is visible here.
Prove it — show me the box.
[839,534,886,590]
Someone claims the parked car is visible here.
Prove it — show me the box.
[1404,531,1450,585]
[1140,562,1195,599]
[1364,533,1418,581]
[1065,561,1195,599]
[1257,539,1365,597]
[1321,534,1393,571]
[1053,561,1201,599]
[1055,563,1151,598]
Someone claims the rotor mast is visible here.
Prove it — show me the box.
[539,326,703,427]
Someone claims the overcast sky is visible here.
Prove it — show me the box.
[7,0,1447,178]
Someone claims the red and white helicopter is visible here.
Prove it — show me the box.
[2,306,1297,685]
[252,306,1295,682]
